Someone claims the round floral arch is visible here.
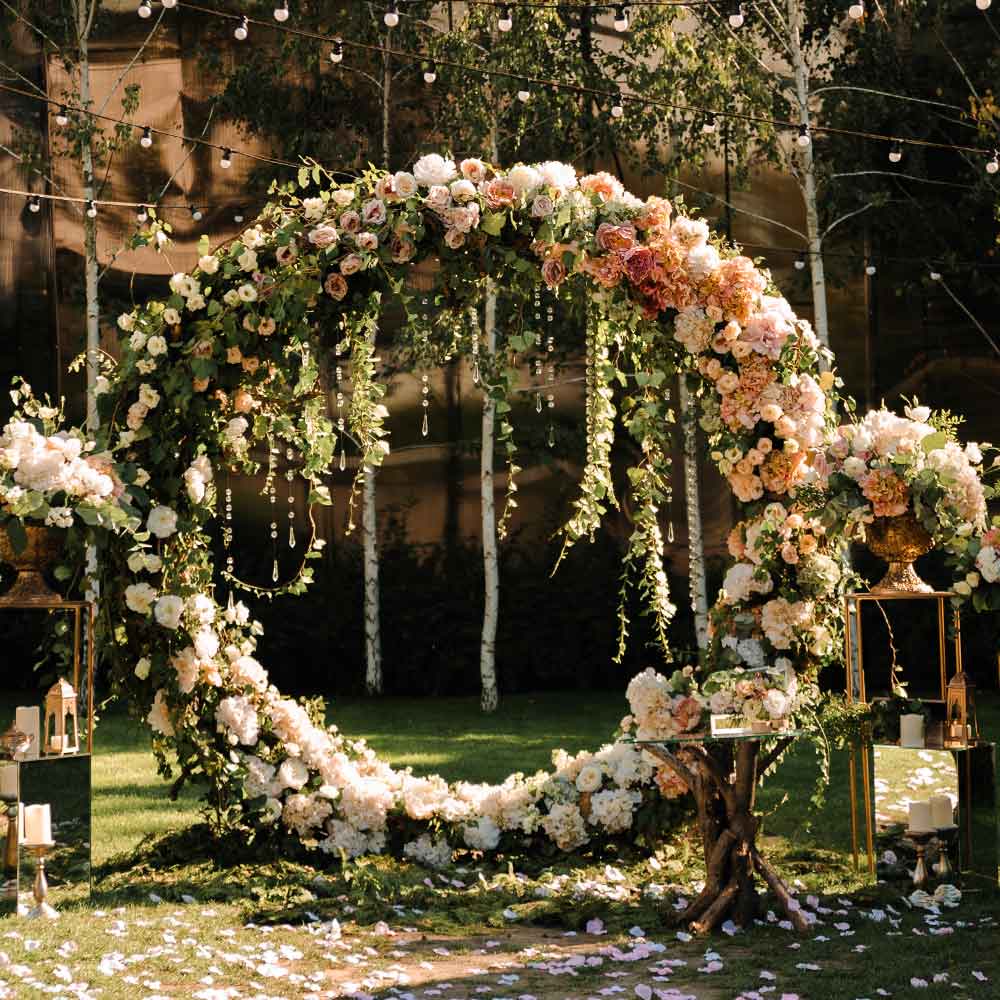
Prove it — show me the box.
[7,152,991,868]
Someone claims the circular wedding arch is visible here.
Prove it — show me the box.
[101,154,849,873]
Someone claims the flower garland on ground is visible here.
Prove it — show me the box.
[6,153,989,864]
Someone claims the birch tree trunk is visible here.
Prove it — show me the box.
[787,0,830,356]
[479,288,499,713]
[362,46,392,696]
[679,378,708,650]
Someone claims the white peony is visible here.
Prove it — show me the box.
[138,384,160,409]
[154,595,184,630]
[125,582,157,615]
[685,243,721,283]
[147,505,178,539]
[536,160,578,194]
[412,153,457,187]
[506,164,543,197]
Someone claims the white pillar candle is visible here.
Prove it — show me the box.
[23,804,52,846]
[908,800,933,833]
[17,804,24,845]
[899,714,925,748]
[930,794,954,828]
[0,766,16,800]
[14,707,39,760]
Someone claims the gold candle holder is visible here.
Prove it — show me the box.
[26,844,57,919]
[934,825,959,879]
[907,829,934,889]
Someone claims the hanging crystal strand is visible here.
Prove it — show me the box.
[224,476,235,577]
[268,440,280,582]
[285,446,296,550]
[546,328,556,448]
[665,382,675,542]
[471,327,480,386]
[335,342,347,472]
[533,359,543,413]
[420,373,430,437]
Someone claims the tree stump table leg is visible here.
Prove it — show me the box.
[641,737,806,934]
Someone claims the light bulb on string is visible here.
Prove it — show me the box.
[613,4,629,31]
[384,1,399,27]
[137,204,149,223]
[234,16,249,40]
[929,270,942,281]
[137,0,152,18]
[27,195,40,213]
[888,140,902,163]
[220,148,233,169]
[611,93,624,119]
[55,106,69,127]
[848,1,864,18]
[987,150,999,175]
[423,62,437,84]
[162,0,176,7]
[234,212,245,224]
[140,125,153,148]
[794,255,806,270]
[865,262,877,276]
[329,39,344,63]
[498,5,513,31]
[728,2,745,28]
[190,206,203,222]
[517,88,531,102]
[796,123,811,147]
[975,0,991,11]
[701,113,717,134]
[274,0,289,22]
[86,200,97,219]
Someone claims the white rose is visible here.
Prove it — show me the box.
[144,554,162,573]
[125,582,157,615]
[302,197,326,221]
[450,179,476,203]
[966,442,983,465]
[277,758,310,791]
[134,657,151,680]
[966,572,980,588]
[169,273,188,295]
[129,331,147,352]
[186,293,206,312]
[575,764,603,793]
[147,505,178,539]
[162,308,181,326]
[194,628,219,660]
[93,375,110,396]
[117,312,135,331]
[127,552,148,573]
[954,581,972,596]
[184,468,207,503]
[843,456,867,480]
[198,255,219,275]
[763,689,790,719]
[331,188,355,207]
[237,284,258,303]
[188,594,216,624]
[905,404,931,424]
[241,227,264,249]
[223,290,240,307]
[138,384,160,409]
[412,153,457,187]
[154,595,184,630]
[238,248,258,272]
[392,172,418,198]
[146,335,168,356]
[506,164,542,197]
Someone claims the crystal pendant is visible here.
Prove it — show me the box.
[339,448,346,471]
[288,523,296,549]
[472,361,480,385]
[535,393,543,413]
[547,423,555,447]
[421,411,429,437]
[668,521,675,544]
[227,590,235,613]
[272,558,280,582]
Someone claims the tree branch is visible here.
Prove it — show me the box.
[934,274,1000,360]
[821,201,876,241]
[635,742,698,791]
[756,736,794,776]
[809,84,963,112]
[830,170,974,190]
[155,100,218,203]
[670,177,808,241]
[97,9,166,116]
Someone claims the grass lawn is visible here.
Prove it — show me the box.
[0,689,993,999]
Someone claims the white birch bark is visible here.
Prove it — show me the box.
[479,287,499,712]
[787,0,830,355]
[679,378,708,650]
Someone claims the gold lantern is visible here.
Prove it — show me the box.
[43,679,79,756]
[944,670,979,748]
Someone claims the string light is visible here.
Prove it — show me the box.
[137,0,152,18]
[55,106,68,127]
[517,88,531,102]
[234,15,249,40]
[27,195,40,213]
[220,148,233,168]
[796,123,811,147]
[273,0,289,22]
[330,38,344,62]
[137,204,149,222]
[498,4,513,30]
[191,206,203,221]
[384,1,399,27]
[140,126,153,148]
[701,113,717,134]
[234,211,245,224]
[85,200,97,218]
[728,1,745,28]
[162,0,177,7]
[423,62,437,84]
[975,0,991,10]
[848,0,864,18]
[613,4,629,30]
[929,270,942,281]
[888,140,902,163]
[987,150,999,175]
[865,261,876,276]
[794,256,806,270]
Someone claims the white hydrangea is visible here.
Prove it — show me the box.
[587,788,640,834]
[216,695,259,745]
[412,153,457,187]
[462,815,501,852]
[403,833,453,868]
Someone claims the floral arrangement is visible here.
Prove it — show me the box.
[0,381,136,546]
[701,664,801,726]
[621,667,705,741]
[818,403,990,543]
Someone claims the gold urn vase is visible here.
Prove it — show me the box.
[0,524,64,604]
[865,512,934,594]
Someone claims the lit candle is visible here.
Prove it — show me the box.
[14,707,39,760]
[899,714,925,748]
[930,794,954,828]
[23,804,52,846]
[908,800,933,833]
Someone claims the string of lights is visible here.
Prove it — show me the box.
[0,182,986,277]
[171,1,999,168]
